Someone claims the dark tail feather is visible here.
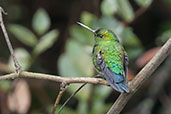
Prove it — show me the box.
[118,82,129,93]
[109,81,129,93]
[103,71,130,93]
[99,59,129,93]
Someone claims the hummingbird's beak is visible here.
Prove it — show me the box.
[77,22,96,34]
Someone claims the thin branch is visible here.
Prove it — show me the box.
[53,90,64,114]
[0,7,21,74]
[52,82,67,114]
[0,71,109,86]
[56,83,87,114]
[107,38,171,114]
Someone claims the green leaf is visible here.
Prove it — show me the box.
[58,54,92,100]
[117,0,134,22]
[8,48,31,70]
[135,0,152,7]
[33,29,59,56]
[0,80,11,91]
[66,40,94,77]
[8,24,38,47]
[94,86,111,100]
[156,30,171,45]
[80,11,97,25]
[101,0,118,16]
[70,25,94,45]
[58,40,94,77]
[122,27,141,46]
[32,8,50,35]
[58,54,85,77]
[122,27,144,60]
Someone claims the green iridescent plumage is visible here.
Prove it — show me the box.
[77,22,129,93]
[92,29,124,75]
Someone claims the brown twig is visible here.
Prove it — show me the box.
[56,83,87,114]
[0,71,108,86]
[52,82,67,114]
[107,38,171,114]
[0,7,21,74]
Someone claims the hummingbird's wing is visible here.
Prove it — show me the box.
[95,51,129,93]
[123,52,128,82]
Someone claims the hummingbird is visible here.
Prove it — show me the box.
[77,22,129,93]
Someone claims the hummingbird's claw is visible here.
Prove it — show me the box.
[15,65,22,76]
[95,74,105,79]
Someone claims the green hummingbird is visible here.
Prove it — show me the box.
[77,22,129,93]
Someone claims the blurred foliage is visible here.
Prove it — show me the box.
[0,0,171,113]
[156,21,171,45]
[135,0,152,7]
[8,8,59,70]
[101,0,134,21]
[8,24,38,47]
[0,80,11,91]
[101,0,118,16]
[32,8,51,35]
[0,8,59,113]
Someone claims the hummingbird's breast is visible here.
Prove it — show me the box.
[92,41,124,75]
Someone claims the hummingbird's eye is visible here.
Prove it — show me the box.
[97,34,104,38]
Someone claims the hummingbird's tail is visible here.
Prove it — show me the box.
[101,62,129,93]
[107,74,130,93]
[97,54,130,93]
[116,81,129,93]
[105,73,129,93]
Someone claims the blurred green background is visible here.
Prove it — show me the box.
[0,0,171,114]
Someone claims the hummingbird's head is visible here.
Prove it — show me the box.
[94,28,119,42]
[77,22,119,43]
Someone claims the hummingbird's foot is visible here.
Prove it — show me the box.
[95,74,105,79]
[15,64,22,76]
